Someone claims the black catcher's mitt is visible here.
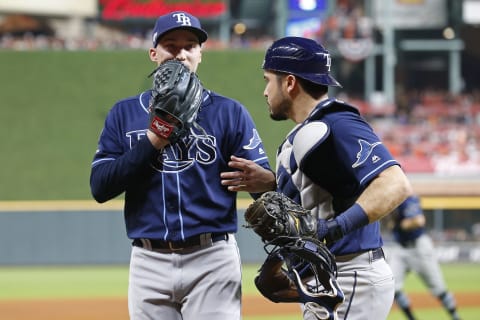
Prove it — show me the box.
[148,60,204,143]
[257,237,345,320]
[244,191,317,242]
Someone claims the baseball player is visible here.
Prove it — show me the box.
[90,11,275,320]
[387,195,461,320]
[255,36,412,319]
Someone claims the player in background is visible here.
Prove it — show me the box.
[386,195,462,320]
[90,11,275,320]
[255,36,412,319]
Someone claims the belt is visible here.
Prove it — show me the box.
[335,247,385,263]
[132,233,228,252]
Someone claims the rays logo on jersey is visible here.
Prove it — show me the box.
[126,129,217,172]
[243,129,260,149]
[352,139,382,168]
[243,129,265,155]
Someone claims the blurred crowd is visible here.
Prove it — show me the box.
[0,30,275,51]
[1,31,151,51]
[369,90,480,176]
[0,13,276,52]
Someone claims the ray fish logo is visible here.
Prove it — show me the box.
[352,139,382,168]
[243,129,262,150]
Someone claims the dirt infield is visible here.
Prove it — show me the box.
[0,292,478,319]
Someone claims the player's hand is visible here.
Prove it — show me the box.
[220,155,276,193]
[147,130,170,150]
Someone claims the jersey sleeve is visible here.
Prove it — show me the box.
[90,104,157,203]
[328,114,399,187]
[219,98,273,199]
[294,112,400,193]
[221,99,271,169]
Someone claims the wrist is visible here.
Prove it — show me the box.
[147,130,169,150]
[322,203,369,243]
[335,203,369,235]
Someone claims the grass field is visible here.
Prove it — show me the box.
[1,263,479,319]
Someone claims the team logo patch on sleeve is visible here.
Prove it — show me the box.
[243,129,262,150]
[352,139,382,168]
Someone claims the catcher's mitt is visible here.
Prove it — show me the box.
[148,59,204,143]
[258,237,344,320]
[244,191,317,242]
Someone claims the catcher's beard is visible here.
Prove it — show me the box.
[269,95,292,121]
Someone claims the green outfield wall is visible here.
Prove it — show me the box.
[0,197,479,265]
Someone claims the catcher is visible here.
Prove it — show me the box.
[239,37,412,320]
[90,11,276,320]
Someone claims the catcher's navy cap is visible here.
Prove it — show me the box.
[262,37,342,87]
[152,11,208,47]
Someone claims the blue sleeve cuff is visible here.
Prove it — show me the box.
[336,203,369,235]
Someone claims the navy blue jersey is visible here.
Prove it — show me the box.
[91,89,271,241]
[276,98,399,255]
[392,195,425,244]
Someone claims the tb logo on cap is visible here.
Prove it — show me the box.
[172,13,192,26]
[322,53,332,72]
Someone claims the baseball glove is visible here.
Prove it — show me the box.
[244,191,317,242]
[148,59,204,143]
[257,237,344,320]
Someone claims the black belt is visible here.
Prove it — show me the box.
[371,247,385,261]
[335,247,385,263]
[132,233,228,252]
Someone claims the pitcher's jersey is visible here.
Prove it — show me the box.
[91,89,271,241]
[276,98,400,255]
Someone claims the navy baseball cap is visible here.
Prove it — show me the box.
[152,11,208,47]
[262,37,342,87]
